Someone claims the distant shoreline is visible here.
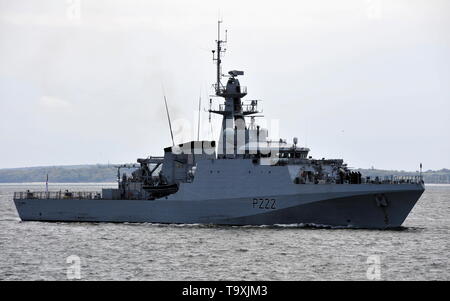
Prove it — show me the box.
[0,164,449,184]
[0,182,117,185]
[1,183,449,186]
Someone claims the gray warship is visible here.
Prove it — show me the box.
[13,22,425,229]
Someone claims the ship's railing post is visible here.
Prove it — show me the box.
[15,190,113,200]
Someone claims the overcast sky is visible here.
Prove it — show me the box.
[0,0,449,171]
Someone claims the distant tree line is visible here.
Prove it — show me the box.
[0,165,449,184]
[0,165,119,183]
[356,168,450,184]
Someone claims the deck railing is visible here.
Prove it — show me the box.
[13,191,101,200]
[365,176,423,184]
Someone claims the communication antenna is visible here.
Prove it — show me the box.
[209,98,213,140]
[305,119,308,148]
[197,93,202,141]
[420,163,423,181]
[208,98,212,121]
[212,19,227,95]
[163,94,175,146]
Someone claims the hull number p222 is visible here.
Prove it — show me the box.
[252,198,276,210]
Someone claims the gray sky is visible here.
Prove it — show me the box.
[0,0,449,171]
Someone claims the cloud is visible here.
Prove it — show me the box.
[39,95,72,111]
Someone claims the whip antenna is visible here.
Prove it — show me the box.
[163,94,175,146]
[197,93,202,141]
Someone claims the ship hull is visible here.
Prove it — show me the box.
[14,183,424,229]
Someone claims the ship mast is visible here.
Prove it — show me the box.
[209,21,260,158]
[212,20,227,95]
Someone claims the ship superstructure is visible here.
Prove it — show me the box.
[13,22,425,228]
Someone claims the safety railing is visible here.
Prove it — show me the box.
[242,102,260,114]
[366,175,423,184]
[293,175,424,185]
[210,100,260,114]
[13,191,101,200]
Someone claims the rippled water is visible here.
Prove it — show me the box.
[0,183,448,280]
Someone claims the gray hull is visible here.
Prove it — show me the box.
[14,183,424,229]
[13,27,426,230]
